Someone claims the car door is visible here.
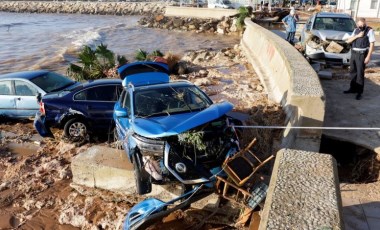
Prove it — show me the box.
[114,89,132,141]
[0,80,16,117]
[14,80,40,118]
[73,84,122,129]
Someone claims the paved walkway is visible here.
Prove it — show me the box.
[341,185,380,230]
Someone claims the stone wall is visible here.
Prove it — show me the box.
[241,18,325,152]
[0,1,165,15]
[259,149,343,230]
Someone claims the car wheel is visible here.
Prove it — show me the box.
[132,152,152,195]
[64,118,88,139]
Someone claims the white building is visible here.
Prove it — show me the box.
[337,0,380,18]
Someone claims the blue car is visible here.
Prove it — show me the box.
[34,78,122,139]
[0,70,75,119]
[114,61,239,195]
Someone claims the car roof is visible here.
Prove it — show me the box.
[134,81,194,91]
[316,12,352,19]
[0,70,50,80]
[80,78,122,87]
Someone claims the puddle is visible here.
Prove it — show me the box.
[7,142,39,157]
[320,135,380,183]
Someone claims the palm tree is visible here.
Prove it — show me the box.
[67,43,127,81]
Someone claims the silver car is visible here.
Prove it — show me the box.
[300,12,356,66]
[0,70,75,119]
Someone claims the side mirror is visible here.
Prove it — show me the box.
[36,93,42,103]
[115,108,129,118]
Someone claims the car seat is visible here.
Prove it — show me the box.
[16,85,33,96]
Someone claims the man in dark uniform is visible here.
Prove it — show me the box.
[344,18,376,100]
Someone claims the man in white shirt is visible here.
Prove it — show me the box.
[344,18,376,100]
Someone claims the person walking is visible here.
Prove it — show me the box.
[282,9,299,45]
[344,18,376,100]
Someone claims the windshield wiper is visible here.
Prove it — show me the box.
[137,111,170,119]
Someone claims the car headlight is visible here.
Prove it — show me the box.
[133,135,165,156]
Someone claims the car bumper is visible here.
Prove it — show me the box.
[34,112,54,138]
[306,45,351,66]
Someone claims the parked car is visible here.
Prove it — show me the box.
[34,78,122,139]
[0,70,75,119]
[113,61,240,195]
[208,0,234,9]
[300,12,356,66]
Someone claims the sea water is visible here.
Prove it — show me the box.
[0,12,239,74]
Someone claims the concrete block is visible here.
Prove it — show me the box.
[259,149,343,230]
[71,146,181,201]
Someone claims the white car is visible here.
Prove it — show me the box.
[208,0,234,9]
[300,12,356,66]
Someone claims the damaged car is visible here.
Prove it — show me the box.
[300,12,356,65]
[34,79,122,139]
[113,61,241,196]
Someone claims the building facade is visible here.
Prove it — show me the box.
[337,0,380,18]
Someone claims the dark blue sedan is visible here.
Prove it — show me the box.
[34,78,122,139]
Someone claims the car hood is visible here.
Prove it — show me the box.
[132,101,233,138]
[311,30,352,41]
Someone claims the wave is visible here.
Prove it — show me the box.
[62,28,105,50]
[0,22,29,28]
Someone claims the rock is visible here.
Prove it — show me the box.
[217,27,225,34]
[173,18,184,27]
[196,52,208,61]
[256,85,264,92]
[59,206,88,227]
[0,182,10,191]
[155,14,164,22]
[177,62,187,75]
[199,70,209,77]
[188,24,196,30]
[194,78,211,86]
[23,199,35,211]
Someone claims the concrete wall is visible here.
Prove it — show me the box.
[165,6,238,19]
[241,18,325,152]
[259,149,343,230]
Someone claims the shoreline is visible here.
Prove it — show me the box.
[0,1,166,15]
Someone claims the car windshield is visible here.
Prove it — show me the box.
[30,72,75,93]
[314,17,356,32]
[134,85,212,118]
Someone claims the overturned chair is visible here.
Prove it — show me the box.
[215,138,274,209]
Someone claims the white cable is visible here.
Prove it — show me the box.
[230,125,380,131]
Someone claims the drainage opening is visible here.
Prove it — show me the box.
[320,135,380,183]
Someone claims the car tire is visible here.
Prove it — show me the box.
[64,118,88,139]
[132,152,152,195]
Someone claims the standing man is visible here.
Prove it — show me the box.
[344,18,376,100]
[282,9,299,45]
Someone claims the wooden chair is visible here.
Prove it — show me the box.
[222,138,274,187]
